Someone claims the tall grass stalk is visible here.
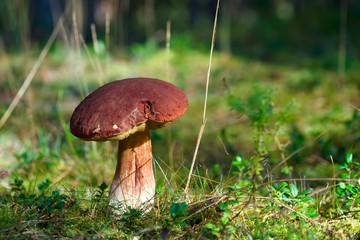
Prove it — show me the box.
[165,20,175,169]
[105,12,111,50]
[80,34,104,86]
[185,0,220,194]
[91,23,99,51]
[72,11,81,51]
[71,11,89,97]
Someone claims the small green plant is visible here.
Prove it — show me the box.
[230,155,250,178]
[228,85,275,138]
[228,86,275,186]
[336,152,360,214]
[9,177,26,195]
[169,202,188,226]
[269,182,320,219]
[37,190,67,217]
[120,207,143,225]
[93,182,108,202]
[14,131,60,178]
[228,85,295,180]
[202,199,239,239]
[9,178,67,218]
[229,155,252,190]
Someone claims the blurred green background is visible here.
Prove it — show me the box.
[1,0,360,65]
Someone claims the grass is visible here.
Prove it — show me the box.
[0,24,360,239]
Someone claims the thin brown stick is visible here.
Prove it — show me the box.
[91,23,98,51]
[72,11,80,50]
[185,0,220,194]
[185,122,207,193]
[105,12,110,50]
[257,178,359,190]
[350,104,359,111]
[183,195,227,221]
[166,20,171,53]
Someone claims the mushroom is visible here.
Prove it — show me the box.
[69,77,188,213]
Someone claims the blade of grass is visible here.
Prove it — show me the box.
[79,35,104,86]
[105,12,110,50]
[185,0,220,194]
[153,157,174,193]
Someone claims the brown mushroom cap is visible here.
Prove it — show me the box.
[70,77,188,141]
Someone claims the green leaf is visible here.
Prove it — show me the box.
[170,202,188,218]
[300,196,313,202]
[307,207,320,218]
[38,179,51,192]
[289,184,298,197]
[98,182,108,192]
[155,184,165,194]
[231,155,242,167]
[298,189,311,196]
[176,221,187,227]
[277,182,288,191]
[218,203,229,211]
[339,182,346,189]
[220,211,231,225]
[280,166,293,175]
[204,223,220,232]
[338,163,348,170]
[345,152,353,164]
[204,223,221,237]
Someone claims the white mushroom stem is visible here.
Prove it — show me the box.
[109,130,155,213]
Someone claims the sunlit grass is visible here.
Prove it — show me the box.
[0,39,359,239]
